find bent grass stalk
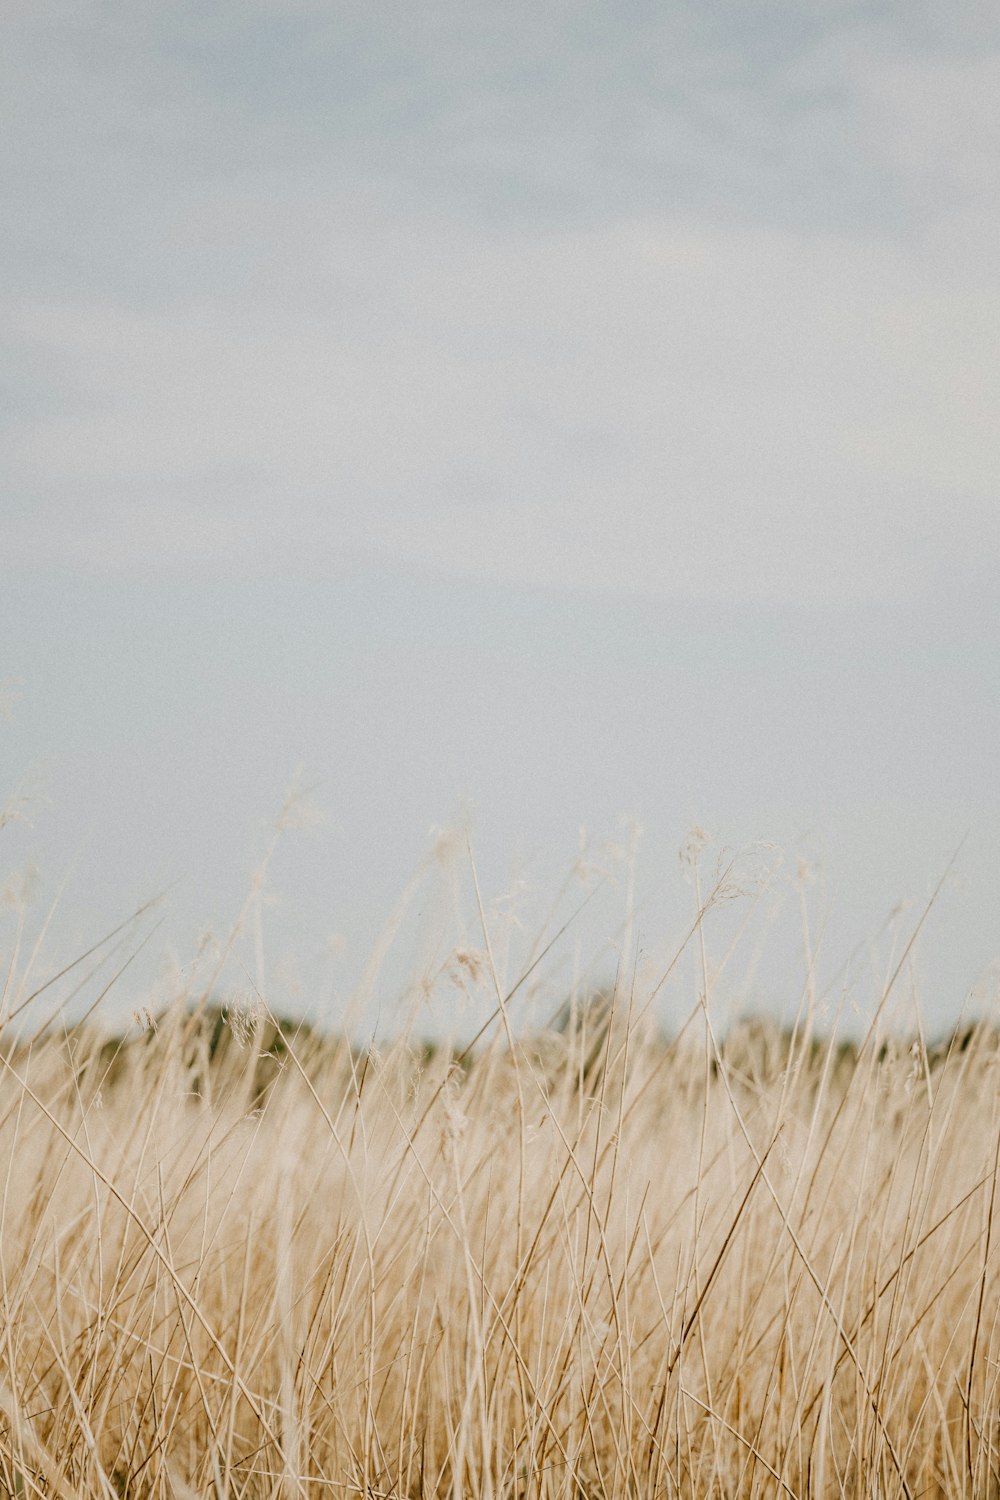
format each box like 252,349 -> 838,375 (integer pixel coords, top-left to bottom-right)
0,851 -> 997,1498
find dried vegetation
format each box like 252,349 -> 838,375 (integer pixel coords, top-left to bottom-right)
1,838 -> 998,1497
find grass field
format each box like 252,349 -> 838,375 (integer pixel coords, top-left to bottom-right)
1,862 -> 999,1499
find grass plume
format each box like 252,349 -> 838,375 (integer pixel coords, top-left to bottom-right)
0,840 -> 997,1497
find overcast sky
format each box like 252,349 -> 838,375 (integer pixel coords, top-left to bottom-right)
3,2 -> 999,1036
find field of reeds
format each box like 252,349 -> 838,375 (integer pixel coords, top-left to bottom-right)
1,851 -> 999,1500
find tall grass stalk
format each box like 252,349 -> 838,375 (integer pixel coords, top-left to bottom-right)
0,889 -> 998,1497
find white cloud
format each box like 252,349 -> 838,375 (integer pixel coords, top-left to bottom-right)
858,51 -> 1000,203
5,203 -> 999,606
3,10 -> 1000,608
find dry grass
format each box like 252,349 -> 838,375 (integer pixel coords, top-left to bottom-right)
1,875 -> 999,1498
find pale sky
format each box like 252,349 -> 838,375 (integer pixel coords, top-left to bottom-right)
3,2 -> 999,1035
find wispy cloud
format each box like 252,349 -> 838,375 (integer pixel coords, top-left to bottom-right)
4,4 -> 999,608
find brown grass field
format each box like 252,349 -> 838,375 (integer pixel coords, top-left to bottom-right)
1,859 -> 999,1499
